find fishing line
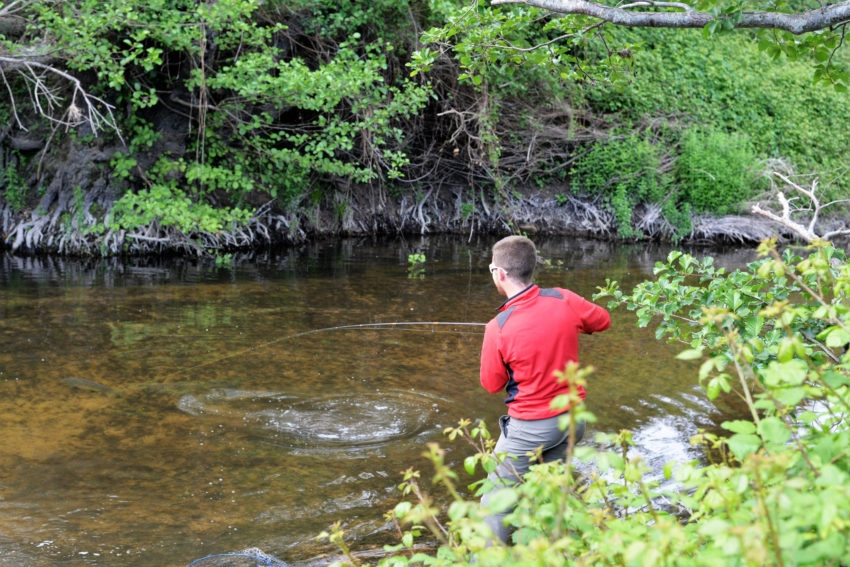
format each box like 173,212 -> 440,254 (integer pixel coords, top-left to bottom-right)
56,321 -> 485,393
173,321 -> 486,378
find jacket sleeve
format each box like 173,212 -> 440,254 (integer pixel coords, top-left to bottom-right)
479,320 -> 509,393
572,292 -> 611,334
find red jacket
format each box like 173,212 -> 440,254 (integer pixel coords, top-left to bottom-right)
480,284 -> 611,419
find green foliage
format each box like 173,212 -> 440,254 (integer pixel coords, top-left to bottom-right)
593,240 -> 850,560
107,184 -> 252,234
410,0 -> 635,186
283,0 -> 427,50
109,152 -> 139,181
584,28 -> 850,202
15,0 -> 850,246
31,0 -> 186,90
1,154 -> 30,212
27,0 -> 432,238
414,0 -> 632,94
460,201 -> 475,220
407,252 -> 426,279
213,252 -> 233,268
675,127 -> 757,214
204,41 -> 431,200
571,132 -> 670,238
597,241 -> 850,407
408,2 -> 850,228
752,19 -> 850,91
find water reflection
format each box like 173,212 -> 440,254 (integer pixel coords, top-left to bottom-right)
0,236 -> 755,566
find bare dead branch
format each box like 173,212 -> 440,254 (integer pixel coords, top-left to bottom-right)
491,0 -> 850,35
0,57 -> 123,143
0,0 -> 38,18
752,172 -> 850,243
752,192 -> 818,242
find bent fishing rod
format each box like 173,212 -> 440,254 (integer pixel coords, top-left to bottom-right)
177,320 -> 487,376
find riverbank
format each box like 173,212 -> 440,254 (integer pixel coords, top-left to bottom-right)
0,184 -> 790,257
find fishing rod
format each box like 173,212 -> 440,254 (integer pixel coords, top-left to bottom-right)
177,321 -> 487,376
61,321 -> 487,393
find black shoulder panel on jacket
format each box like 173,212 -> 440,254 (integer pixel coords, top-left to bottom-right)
497,306 -> 515,329
539,288 -> 563,299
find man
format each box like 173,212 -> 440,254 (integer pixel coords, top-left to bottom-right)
479,235 -> 611,543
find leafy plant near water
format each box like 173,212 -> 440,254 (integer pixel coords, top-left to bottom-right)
569,124 -> 759,239
107,185 -> 252,235
1,156 -> 29,212
675,127 -> 757,214
322,240 -> 850,565
570,131 -> 671,238
407,252 -> 426,279
26,0 -> 432,237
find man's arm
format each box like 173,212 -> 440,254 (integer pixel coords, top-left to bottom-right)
572,292 -> 611,334
480,322 -> 509,393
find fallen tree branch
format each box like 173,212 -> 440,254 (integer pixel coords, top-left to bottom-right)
752,172 -> 850,243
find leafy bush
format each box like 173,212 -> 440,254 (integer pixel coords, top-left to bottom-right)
584,28 -> 850,203
1,153 -> 29,212
107,184 -> 252,234
570,132 -> 670,238
27,0 -> 432,236
675,127 -> 757,214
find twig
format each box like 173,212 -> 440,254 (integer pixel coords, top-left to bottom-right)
0,57 -> 123,143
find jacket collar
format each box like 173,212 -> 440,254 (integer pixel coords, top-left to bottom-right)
497,283 -> 537,311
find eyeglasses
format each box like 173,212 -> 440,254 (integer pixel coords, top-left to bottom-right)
488,263 -> 506,275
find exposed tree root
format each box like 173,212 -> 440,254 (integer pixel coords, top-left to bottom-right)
1,181 -> 804,257
1,194 -> 304,256
689,215 -> 784,245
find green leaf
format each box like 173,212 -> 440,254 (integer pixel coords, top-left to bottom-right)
727,433 -> 762,460
464,455 -> 477,475
814,48 -> 830,62
823,327 -> 850,349
676,348 -> 703,360
777,337 -> 797,362
772,386 -> 807,407
722,420 -> 756,434
757,416 -> 790,445
698,517 -> 732,537
485,488 -> 518,514
394,501 -> 412,518
823,370 -> 850,388
762,359 -> 808,386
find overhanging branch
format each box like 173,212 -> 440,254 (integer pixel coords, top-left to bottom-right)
491,0 -> 850,34
0,57 -> 122,141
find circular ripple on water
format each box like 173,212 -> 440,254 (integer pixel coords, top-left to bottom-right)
178,388 -> 444,448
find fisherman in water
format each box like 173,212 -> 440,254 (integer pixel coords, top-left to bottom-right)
479,235 -> 611,544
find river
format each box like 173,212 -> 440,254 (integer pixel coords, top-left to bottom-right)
0,236 -> 757,566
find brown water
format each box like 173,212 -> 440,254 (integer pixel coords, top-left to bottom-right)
0,236 -> 755,566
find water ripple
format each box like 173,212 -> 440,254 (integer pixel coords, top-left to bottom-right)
177,388 -> 446,449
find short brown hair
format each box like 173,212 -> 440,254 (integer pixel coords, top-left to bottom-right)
492,235 -> 536,283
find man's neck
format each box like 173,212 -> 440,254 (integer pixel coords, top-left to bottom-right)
503,281 -> 533,300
